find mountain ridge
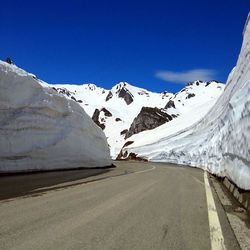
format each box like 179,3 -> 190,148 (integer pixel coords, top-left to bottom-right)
49,80 -> 224,158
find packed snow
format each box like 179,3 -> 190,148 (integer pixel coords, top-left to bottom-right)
123,14 -> 250,190
0,61 -> 112,172
50,81 -> 224,158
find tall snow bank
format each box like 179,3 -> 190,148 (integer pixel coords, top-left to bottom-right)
0,61 -> 112,172
124,14 -> 250,190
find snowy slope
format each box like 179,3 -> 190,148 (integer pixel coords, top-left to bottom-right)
0,61 -> 112,172
122,14 -> 250,190
50,82 -> 174,157
50,81 -> 223,158
121,80 -> 223,149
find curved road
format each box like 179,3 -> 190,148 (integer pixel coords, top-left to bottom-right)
0,161 -> 239,250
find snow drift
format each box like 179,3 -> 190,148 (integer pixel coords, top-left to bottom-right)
123,14 -> 250,190
0,61 -> 112,172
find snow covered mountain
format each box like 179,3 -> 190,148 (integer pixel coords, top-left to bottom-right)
121,14 -> 250,190
50,80 -> 224,159
0,61 -> 112,172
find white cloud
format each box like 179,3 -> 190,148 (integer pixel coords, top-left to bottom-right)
155,69 -> 217,84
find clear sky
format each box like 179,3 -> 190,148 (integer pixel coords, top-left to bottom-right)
1,0 -> 249,93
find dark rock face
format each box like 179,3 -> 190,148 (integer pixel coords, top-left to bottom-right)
116,118 -> 122,122
91,108 -> 112,130
105,83 -> 134,105
101,108 -> 112,117
186,93 -> 195,99
116,141 -> 134,160
122,141 -> 134,148
116,152 -> 147,161
92,109 -> 105,130
87,84 -> 96,91
118,87 -> 134,105
205,80 -> 219,87
105,91 -> 113,101
120,129 -> 128,135
165,100 -> 176,109
125,107 -> 173,139
116,140 -> 147,161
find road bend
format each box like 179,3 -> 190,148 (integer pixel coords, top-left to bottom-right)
0,161 -> 239,250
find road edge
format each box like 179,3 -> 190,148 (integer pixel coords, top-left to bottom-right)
204,171 -> 226,250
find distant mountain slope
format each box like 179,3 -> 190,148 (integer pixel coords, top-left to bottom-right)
50,81 -> 224,158
121,14 -> 250,190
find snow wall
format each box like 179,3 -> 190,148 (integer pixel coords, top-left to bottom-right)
124,14 -> 250,190
0,61 -> 112,172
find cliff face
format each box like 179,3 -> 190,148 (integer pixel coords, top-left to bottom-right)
122,13 -> 250,190
0,61 -> 112,172
125,107 -> 173,139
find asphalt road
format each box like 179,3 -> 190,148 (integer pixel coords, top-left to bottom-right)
0,161 -> 240,250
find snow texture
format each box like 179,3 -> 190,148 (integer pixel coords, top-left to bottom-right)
50,81 -> 224,159
0,61 -> 112,172
50,82 -> 177,158
123,14 -> 250,190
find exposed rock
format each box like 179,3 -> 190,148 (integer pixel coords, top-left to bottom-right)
122,141 -> 134,148
120,129 -> 128,135
101,108 -> 112,117
116,152 -> 147,161
186,93 -> 195,99
125,107 -> 173,139
88,84 -> 96,91
118,87 -> 134,105
116,141 -> 135,160
205,80 -> 219,87
165,99 -> 176,109
92,109 -> 105,130
138,90 -> 149,97
115,117 -> 122,122
105,91 -> 113,101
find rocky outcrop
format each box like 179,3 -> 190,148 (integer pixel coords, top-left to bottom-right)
120,129 -> 128,135
186,93 -> 195,99
106,82 -> 134,105
125,107 -> 173,139
118,87 -> 134,105
105,91 -> 113,101
165,100 -> 176,109
101,108 -> 112,117
92,108 -> 113,129
92,109 -> 105,130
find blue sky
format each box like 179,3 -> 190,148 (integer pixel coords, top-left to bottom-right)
1,1 -> 249,93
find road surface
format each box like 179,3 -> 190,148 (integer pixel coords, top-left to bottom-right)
0,161 -> 239,250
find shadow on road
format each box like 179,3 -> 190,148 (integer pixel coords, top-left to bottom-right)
0,167 -> 114,201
